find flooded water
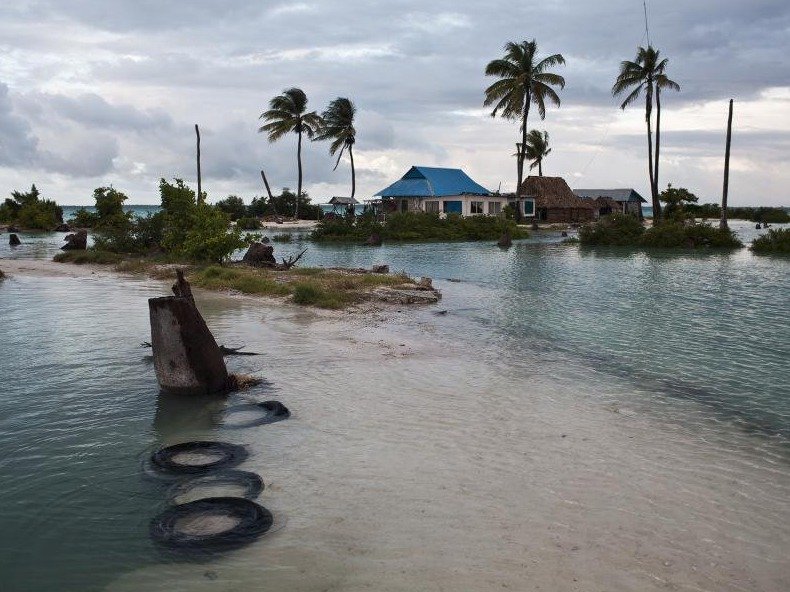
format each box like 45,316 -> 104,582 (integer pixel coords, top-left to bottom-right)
0,222 -> 789,591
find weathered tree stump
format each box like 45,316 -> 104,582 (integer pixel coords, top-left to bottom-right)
9,233 -> 21,246
242,242 -> 277,267
61,229 -> 87,250
372,264 -> 389,274
148,271 -> 229,395
497,230 -> 512,248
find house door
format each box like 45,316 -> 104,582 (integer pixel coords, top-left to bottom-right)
443,200 -> 462,214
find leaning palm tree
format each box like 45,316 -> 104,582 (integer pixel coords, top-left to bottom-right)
524,129 -> 551,176
484,40 -> 565,218
612,46 -> 678,222
259,88 -> 322,219
314,97 -> 357,198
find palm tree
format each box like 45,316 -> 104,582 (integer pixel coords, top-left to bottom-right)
314,97 -> 357,198
524,129 -> 551,176
612,46 -> 679,223
259,88 -> 322,219
484,40 -> 565,219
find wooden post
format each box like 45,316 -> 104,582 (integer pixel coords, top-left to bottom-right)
195,124 -> 202,204
720,99 -> 733,229
148,271 -> 229,395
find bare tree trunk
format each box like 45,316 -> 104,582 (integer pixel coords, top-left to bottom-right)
149,271 -> 229,395
721,99 -> 733,229
349,144 -> 356,199
296,128 -> 302,220
514,94 -> 530,223
538,160 -> 542,176
195,124 -> 202,204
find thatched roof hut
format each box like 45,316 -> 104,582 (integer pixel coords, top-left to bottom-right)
519,176 -> 595,223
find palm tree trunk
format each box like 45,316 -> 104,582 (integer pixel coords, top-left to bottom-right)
515,95 -> 530,223
538,160 -> 542,176
721,99 -> 733,229
296,128 -> 302,220
349,144 -> 356,199
654,87 -> 661,207
645,88 -> 660,223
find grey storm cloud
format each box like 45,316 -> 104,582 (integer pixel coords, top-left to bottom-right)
0,0 -> 788,203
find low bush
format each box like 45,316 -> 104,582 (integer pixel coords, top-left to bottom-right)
0,184 -> 63,230
54,250 -> 124,264
751,228 -> 790,254
236,216 -> 261,230
311,211 -> 526,243
579,214 -> 742,249
272,233 -> 293,242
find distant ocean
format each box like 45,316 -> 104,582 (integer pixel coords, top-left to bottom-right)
61,205 -> 161,220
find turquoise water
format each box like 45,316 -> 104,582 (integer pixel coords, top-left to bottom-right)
1,222 -> 789,590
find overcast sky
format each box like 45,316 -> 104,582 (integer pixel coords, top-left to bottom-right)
1,0 -> 788,206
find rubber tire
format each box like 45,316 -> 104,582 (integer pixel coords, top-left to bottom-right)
150,497 -> 273,550
168,470 -> 264,504
150,441 -> 248,475
222,400 -> 290,429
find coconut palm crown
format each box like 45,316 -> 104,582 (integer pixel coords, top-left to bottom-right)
483,40 -> 565,216
612,46 -> 679,222
314,97 -> 357,198
259,87 -> 322,219
525,129 -> 551,176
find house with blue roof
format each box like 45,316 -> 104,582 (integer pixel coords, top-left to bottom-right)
374,166 -> 506,217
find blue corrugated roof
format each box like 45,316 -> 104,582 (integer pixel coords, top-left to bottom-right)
375,166 -> 490,197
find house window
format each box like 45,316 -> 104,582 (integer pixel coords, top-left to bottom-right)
424,201 -> 440,213
523,198 -> 535,217
488,201 -> 502,215
471,201 -> 484,214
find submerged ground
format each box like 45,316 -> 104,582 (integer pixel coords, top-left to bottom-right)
0,220 -> 788,591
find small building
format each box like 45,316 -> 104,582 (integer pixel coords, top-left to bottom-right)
519,176 -> 596,223
572,188 -> 646,217
374,166 -> 506,216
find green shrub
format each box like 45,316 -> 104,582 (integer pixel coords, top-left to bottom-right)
53,250 -> 124,264
68,208 -> 99,228
291,281 -> 347,309
177,204 -> 250,264
0,184 -> 63,229
236,216 -> 261,230
272,233 -> 293,242
311,211 -> 526,243
751,228 -> 790,254
215,195 -> 247,221
579,213 -> 645,245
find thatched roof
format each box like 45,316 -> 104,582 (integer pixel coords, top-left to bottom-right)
327,196 -> 360,205
520,176 -> 594,209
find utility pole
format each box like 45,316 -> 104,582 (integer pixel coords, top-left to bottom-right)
195,124 -> 202,204
721,99 -> 733,229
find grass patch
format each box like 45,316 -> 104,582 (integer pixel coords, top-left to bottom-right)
53,250 -> 124,264
751,228 -> 790,254
191,266 -> 292,297
272,233 -> 293,243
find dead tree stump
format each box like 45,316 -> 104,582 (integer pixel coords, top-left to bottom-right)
61,229 -> 87,250
9,233 -> 21,246
497,230 -> 512,248
148,271 -> 229,395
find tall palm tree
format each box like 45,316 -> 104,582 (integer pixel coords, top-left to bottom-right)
524,129 -> 551,176
612,46 -> 678,223
259,88 -> 322,219
484,40 -> 565,219
314,97 -> 357,198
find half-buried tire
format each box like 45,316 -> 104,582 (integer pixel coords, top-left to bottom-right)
168,470 -> 264,505
222,401 -> 290,429
150,497 -> 273,550
151,441 -> 248,475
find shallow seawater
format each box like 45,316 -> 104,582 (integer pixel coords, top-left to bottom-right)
1,222 -> 789,591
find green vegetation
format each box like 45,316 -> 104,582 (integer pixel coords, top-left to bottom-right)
191,265 -> 410,309
751,229 -> 790,254
272,233 -> 293,242
484,39 -> 565,222
0,184 -> 63,230
524,129 -> 551,176
659,184 -> 698,220
314,97 -> 357,198
54,250 -> 124,264
259,88 -> 323,219
248,188 -> 321,220
684,203 -> 789,223
235,216 -> 261,230
311,211 -> 527,243
612,46 -> 680,223
579,213 -> 742,249
215,195 -> 247,221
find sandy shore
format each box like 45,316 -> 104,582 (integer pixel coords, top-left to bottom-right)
257,219 -> 318,230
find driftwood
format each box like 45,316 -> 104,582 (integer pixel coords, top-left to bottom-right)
142,340 -> 260,357
148,270 -> 229,395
